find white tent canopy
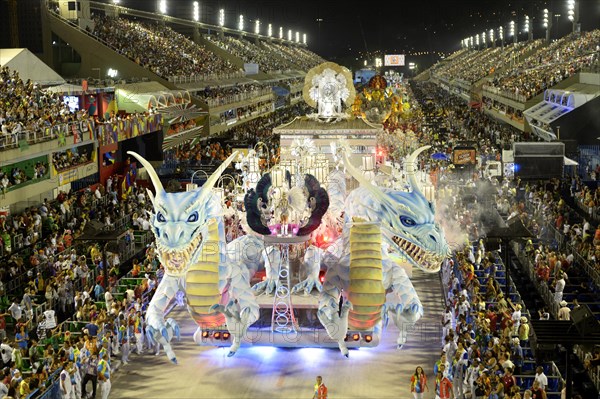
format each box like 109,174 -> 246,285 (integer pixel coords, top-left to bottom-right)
0,48 -> 65,86
564,156 -> 578,166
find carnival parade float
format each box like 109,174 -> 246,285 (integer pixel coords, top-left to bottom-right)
128,62 -> 449,362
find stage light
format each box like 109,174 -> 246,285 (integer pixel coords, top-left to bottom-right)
352,333 -> 360,341
543,9 -> 549,28
364,335 -> 373,343
509,21 -> 515,37
303,33 -> 306,45
288,29 -> 292,41
202,331 -> 209,338
524,15 -> 529,33
158,0 -> 166,14
567,0 -> 575,22
239,15 -> 244,31
192,1 -> 199,22
213,332 -> 221,339
279,26 -> 283,39
255,19 -> 260,35
268,23 -> 272,37
295,31 -> 300,43
489,29 -> 494,43
222,332 -> 230,340
218,9 -> 224,27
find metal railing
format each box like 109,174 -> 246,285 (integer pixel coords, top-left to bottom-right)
482,85 -> 528,103
511,242 -> 560,318
0,120 -> 95,151
168,70 -> 245,84
204,88 -> 274,108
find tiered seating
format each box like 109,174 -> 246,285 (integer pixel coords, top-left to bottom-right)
91,15 -> 239,79
205,35 -> 291,72
262,42 -> 325,70
484,30 -> 600,100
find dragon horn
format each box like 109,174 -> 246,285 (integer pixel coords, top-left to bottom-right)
127,151 -> 164,193
201,150 -> 240,193
342,151 -> 395,210
405,146 -> 431,196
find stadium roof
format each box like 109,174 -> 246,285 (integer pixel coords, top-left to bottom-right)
0,48 -> 65,86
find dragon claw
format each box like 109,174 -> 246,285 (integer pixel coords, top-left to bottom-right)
252,278 -> 278,295
292,277 -> 323,295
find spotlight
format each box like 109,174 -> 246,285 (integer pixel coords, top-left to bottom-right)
352,333 -> 360,341
213,332 -> 221,339
364,335 -> 373,343
202,331 -> 209,338
222,332 -> 230,340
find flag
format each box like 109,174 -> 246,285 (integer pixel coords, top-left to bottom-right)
18,137 -> 29,151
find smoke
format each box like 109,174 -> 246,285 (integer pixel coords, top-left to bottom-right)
435,177 -> 500,252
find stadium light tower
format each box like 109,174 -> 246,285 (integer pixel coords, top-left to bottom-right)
482,31 -> 486,48
470,36 -> 474,48
509,20 -> 516,44
158,0 -> 167,14
255,19 -> 260,35
475,33 -> 480,47
279,26 -> 283,40
524,15 -> 532,41
268,23 -> 272,37
499,26 -> 504,47
192,1 -> 199,22
303,33 -> 307,45
239,15 -> 244,31
489,28 -> 495,47
218,9 -> 225,27
295,31 -> 300,43
567,0 -> 578,33
288,29 -> 292,42
543,8 -> 552,43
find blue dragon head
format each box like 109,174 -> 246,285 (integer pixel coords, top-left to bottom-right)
127,151 -> 237,276
343,146 -> 449,272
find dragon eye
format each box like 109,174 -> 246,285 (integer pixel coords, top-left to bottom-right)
157,212 -> 166,223
400,216 -> 416,227
187,212 -> 198,223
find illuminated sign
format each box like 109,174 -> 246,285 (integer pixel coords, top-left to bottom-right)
453,148 -> 477,165
384,54 -> 405,66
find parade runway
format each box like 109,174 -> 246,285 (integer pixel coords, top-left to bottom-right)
110,270 -> 444,399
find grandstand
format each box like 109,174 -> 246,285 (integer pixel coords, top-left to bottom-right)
2,1 -> 600,399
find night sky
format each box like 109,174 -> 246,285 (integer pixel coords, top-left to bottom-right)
118,0 -> 600,68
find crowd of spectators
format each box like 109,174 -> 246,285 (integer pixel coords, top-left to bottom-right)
0,67 -> 91,150
90,15 -> 240,79
52,149 -> 91,172
205,36 -> 291,73
0,161 -> 49,193
195,83 -> 272,108
167,103 -> 309,168
484,30 -> 600,100
210,100 -> 275,127
0,170 -> 162,397
261,42 -> 324,70
433,40 -> 544,84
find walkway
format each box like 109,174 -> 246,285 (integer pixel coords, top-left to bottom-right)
110,269 -> 444,398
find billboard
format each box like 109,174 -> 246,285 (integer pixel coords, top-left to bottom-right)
453,147 -> 477,165
384,54 -> 405,66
